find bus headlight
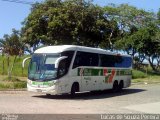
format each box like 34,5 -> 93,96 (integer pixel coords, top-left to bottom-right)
27,79 -> 32,85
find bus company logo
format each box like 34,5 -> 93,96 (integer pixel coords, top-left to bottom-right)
79,68 -> 92,76
83,69 -> 92,76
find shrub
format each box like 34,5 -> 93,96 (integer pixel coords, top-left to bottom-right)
132,69 -> 147,79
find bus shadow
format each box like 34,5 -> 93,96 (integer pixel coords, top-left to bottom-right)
32,88 -> 146,100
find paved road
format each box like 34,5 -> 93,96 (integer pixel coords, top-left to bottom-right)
0,84 -> 160,119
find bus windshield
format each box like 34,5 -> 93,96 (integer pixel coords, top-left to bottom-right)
28,53 -> 60,81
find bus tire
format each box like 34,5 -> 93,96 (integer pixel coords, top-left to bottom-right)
118,80 -> 124,91
71,82 -> 79,97
112,81 -> 118,92
46,94 -> 51,97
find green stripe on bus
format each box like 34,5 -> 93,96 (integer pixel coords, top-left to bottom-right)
78,68 -> 131,76
32,81 -> 53,86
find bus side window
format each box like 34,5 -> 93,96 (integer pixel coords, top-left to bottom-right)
73,53 -> 81,69
100,54 -> 132,68
73,51 -> 99,69
61,51 -> 74,69
115,56 -> 132,68
100,54 -> 115,67
89,53 -> 99,66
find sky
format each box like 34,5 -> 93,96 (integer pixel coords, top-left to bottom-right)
0,0 -> 160,39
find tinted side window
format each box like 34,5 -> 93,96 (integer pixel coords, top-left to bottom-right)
100,54 -> 115,67
73,51 -> 99,68
57,51 -> 74,78
100,54 -> 132,68
115,56 -> 132,68
57,59 -> 68,78
61,51 -> 74,69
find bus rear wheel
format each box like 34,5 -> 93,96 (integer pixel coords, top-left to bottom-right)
118,80 -> 124,91
112,81 -> 118,92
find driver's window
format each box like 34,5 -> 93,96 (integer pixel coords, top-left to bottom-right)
58,59 -> 68,77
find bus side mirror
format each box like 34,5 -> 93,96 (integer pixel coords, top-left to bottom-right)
55,56 -> 68,68
22,57 -> 31,68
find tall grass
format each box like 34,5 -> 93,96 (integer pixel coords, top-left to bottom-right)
0,55 -> 30,77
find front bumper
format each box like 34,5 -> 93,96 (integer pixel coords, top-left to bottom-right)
27,83 -> 59,95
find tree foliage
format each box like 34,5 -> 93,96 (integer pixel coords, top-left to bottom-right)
22,0 -> 118,48
103,4 -> 160,71
0,29 -> 24,56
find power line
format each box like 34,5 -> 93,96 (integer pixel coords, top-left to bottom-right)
1,0 -> 34,5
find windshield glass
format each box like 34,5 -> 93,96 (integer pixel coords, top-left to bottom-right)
28,53 -> 60,81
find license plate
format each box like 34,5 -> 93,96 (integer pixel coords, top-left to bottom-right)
36,89 -> 42,92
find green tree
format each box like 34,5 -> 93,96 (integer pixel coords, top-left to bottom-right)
157,8 -> 160,21
0,29 -> 25,79
104,4 -> 156,50
22,0 -> 115,48
0,29 -> 24,56
103,4 -> 160,71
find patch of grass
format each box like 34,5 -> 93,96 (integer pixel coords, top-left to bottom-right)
0,83 -> 10,89
0,76 -> 27,90
132,75 -> 160,84
13,81 -> 26,88
132,79 -> 142,83
2,76 -> 21,82
132,69 -> 147,79
132,69 -> 160,84
0,82 -> 27,90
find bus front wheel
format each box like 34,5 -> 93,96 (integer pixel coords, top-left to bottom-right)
71,82 -> 79,97
46,94 -> 51,97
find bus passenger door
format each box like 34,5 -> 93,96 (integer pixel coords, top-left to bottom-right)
79,68 -> 94,91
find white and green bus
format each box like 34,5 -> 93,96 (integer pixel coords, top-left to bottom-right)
23,45 -> 132,96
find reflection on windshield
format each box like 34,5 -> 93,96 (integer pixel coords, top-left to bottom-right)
28,54 -> 60,81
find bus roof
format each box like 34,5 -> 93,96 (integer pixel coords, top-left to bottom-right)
34,45 -> 131,57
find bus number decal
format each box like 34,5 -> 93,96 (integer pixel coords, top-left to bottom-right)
103,69 -> 108,76
104,69 -> 116,83
108,69 -> 116,83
